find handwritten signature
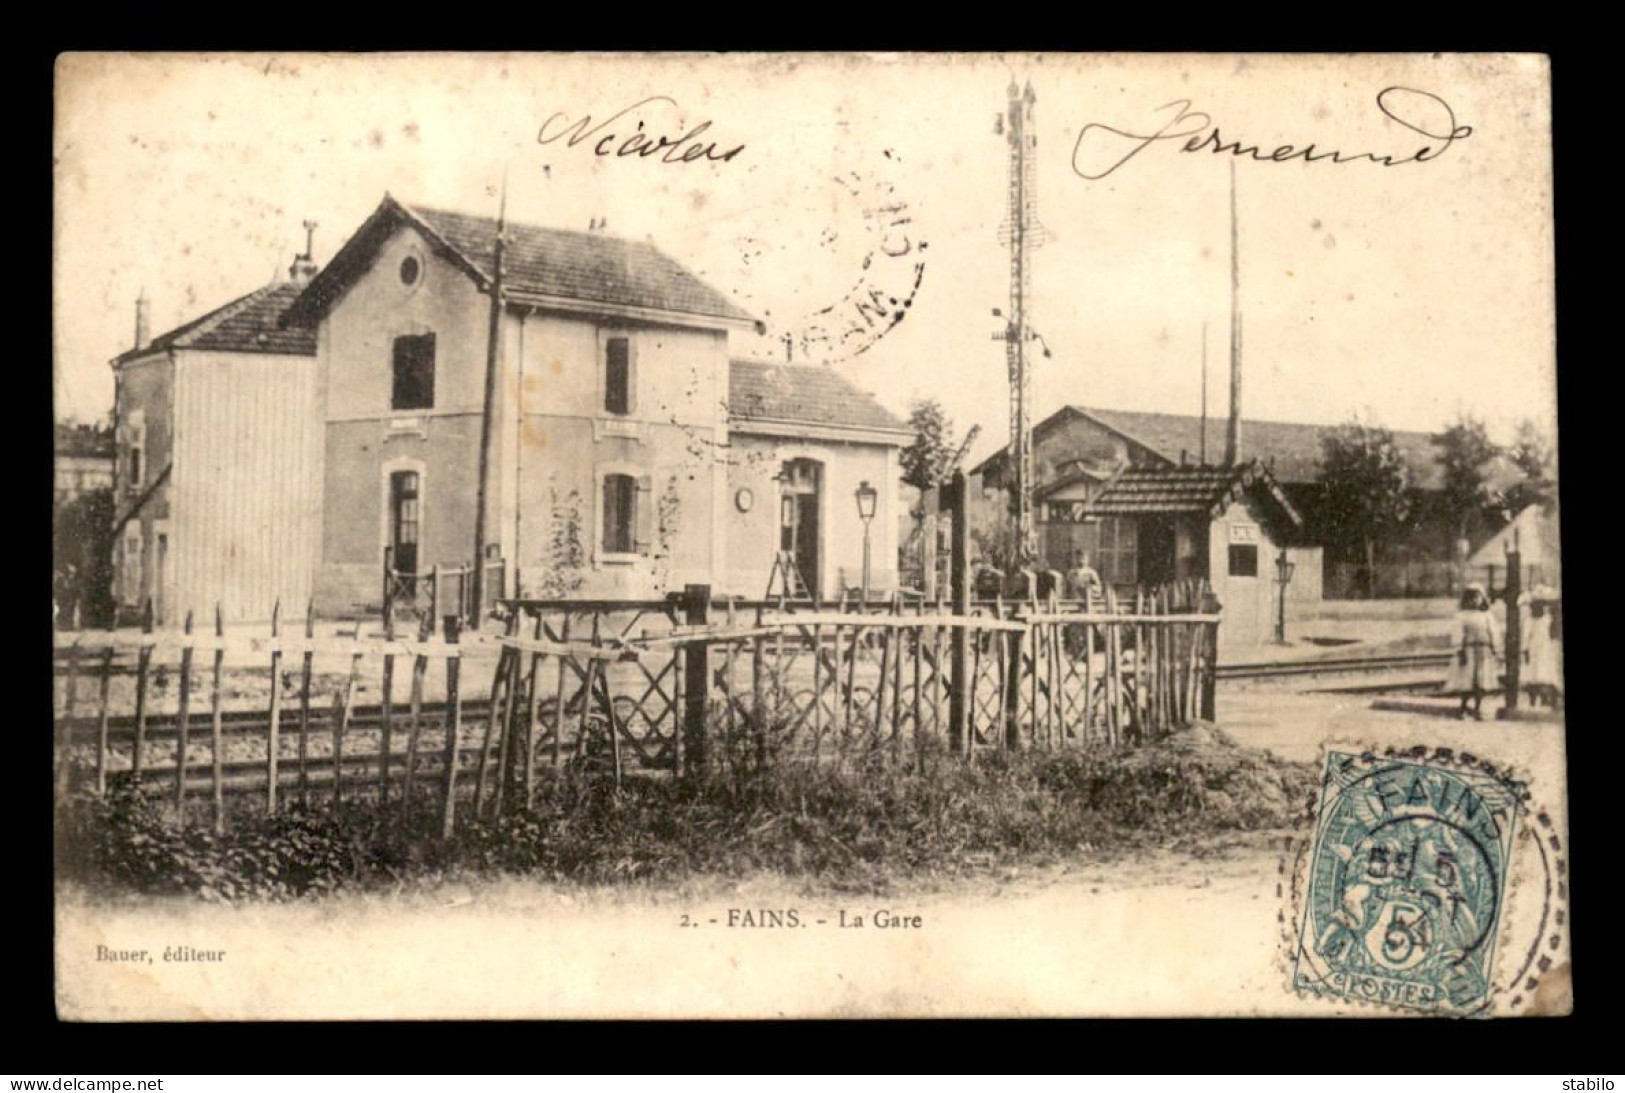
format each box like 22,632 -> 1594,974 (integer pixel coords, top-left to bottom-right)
1071,87 -> 1472,180
537,96 -> 745,165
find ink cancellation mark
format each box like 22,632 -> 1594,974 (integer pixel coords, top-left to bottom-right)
773,167 -> 927,366
1291,749 -> 1522,1016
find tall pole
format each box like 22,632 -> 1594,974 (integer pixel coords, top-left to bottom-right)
1001,80 -> 1041,569
472,171 -> 508,622
860,519 -> 873,608
1199,321 -> 1208,465
1224,159 -> 1243,467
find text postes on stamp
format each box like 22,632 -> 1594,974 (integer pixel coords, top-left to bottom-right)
1292,750 -> 1522,1016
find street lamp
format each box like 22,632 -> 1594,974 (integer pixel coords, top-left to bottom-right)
1274,548 -> 1297,645
856,480 -> 878,609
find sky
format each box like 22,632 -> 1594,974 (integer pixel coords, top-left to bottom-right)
54,53 -> 1555,465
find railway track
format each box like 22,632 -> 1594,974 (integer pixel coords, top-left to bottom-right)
1216,651 -> 1451,682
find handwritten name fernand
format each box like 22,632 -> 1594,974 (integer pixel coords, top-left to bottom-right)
1071,87 -> 1473,180
538,96 -> 745,165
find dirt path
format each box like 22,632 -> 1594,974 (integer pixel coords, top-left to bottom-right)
55,689 -> 1569,1020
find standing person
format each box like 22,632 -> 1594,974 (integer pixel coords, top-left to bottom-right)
1522,586 -> 1562,708
1442,584 -> 1499,720
1067,549 -> 1103,607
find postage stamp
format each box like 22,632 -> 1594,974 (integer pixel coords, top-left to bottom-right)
1291,749 -> 1525,1016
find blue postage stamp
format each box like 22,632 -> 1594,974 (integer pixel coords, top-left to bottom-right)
1292,750 -> 1523,1015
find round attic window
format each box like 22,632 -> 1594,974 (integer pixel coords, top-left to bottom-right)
399,255 -> 421,286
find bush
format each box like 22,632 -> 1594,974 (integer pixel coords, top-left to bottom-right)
59,725 -> 1315,903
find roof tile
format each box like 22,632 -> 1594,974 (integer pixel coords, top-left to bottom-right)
410,204 -> 757,326
728,360 -> 906,434
113,283 -> 316,363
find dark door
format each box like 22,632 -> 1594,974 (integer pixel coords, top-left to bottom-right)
390,470 -> 420,575
779,459 -> 821,596
1140,516 -> 1178,588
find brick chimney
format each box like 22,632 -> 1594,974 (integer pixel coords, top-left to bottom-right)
134,289 -> 151,350
287,219 -> 319,284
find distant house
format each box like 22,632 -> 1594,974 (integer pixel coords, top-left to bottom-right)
54,423 -> 115,504
1466,501 -> 1562,596
969,405 -> 1522,600
112,194 -> 907,623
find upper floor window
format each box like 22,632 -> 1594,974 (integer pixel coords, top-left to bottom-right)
392,333 -> 436,411
128,445 -> 143,490
604,336 -> 631,416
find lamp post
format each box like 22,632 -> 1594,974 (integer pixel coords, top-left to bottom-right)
1274,548 -> 1296,645
856,480 -> 878,609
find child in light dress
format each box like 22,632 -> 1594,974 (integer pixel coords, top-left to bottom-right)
1442,584 -> 1499,720
1522,587 -> 1563,708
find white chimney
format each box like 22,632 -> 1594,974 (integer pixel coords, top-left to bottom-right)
134,289 -> 151,350
287,219 -> 319,285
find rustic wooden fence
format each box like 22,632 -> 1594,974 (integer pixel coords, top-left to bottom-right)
53,580 -> 1220,834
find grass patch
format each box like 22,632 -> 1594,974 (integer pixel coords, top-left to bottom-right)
57,723 -> 1315,903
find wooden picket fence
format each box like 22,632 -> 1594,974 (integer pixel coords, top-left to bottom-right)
53,581 -> 1220,835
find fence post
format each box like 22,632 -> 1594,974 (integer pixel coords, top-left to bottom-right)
946,472 -> 970,756
1504,545 -> 1522,712
1200,621 -> 1218,722
439,617 -> 463,839
1003,594 -> 1023,752
681,584 -> 711,775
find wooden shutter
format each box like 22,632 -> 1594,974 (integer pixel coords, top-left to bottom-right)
634,474 -> 654,554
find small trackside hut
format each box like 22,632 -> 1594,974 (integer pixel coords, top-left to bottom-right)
1080,461 -> 1306,654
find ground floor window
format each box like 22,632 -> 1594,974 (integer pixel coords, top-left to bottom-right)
602,473 -> 637,555
121,526 -> 143,606
1097,517 -> 1137,587
1228,543 -> 1259,577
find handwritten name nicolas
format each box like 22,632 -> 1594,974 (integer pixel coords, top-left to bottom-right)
538,96 -> 745,165
1071,87 -> 1473,180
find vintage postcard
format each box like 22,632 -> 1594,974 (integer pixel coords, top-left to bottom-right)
52,51 -> 1565,1019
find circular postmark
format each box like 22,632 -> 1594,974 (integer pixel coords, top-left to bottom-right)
734,156 -> 927,366
1279,743 -> 1566,1017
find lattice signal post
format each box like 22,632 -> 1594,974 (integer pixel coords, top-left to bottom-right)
993,80 -> 1049,568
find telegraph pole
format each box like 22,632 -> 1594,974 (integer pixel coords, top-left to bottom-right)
472,172 -> 509,622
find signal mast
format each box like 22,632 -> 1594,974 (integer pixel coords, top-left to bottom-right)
994,80 -> 1049,570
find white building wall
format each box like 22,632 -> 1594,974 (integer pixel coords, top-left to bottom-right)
171,351 -> 319,622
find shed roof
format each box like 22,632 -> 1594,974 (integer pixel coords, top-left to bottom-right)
1083,462 -> 1302,527
728,359 -> 908,436
970,405 -> 1517,491
112,283 -> 316,365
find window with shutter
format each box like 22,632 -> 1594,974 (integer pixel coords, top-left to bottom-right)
604,337 -> 631,415
392,333 -> 436,411
602,473 -> 636,554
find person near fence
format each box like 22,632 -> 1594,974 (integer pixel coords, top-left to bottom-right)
1442,584 -> 1499,720
1066,550 -> 1103,607
1521,587 -> 1563,708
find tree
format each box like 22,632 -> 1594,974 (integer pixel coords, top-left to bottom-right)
1318,420 -> 1414,598
900,399 -> 963,492
1504,417 -> 1557,514
52,486 -> 116,628
1432,413 -> 1503,546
